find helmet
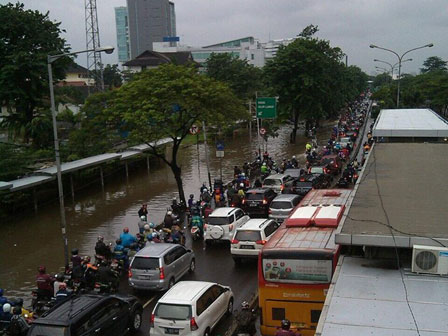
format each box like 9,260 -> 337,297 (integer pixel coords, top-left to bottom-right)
152,232 -> 158,238
56,273 -> 65,282
13,306 -> 21,315
192,201 -> 197,206
281,319 -> 291,330
116,239 -> 122,245
292,155 -> 296,159
123,227 -> 129,233
38,266 -> 46,273
167,211 -> 172,216
97,236 -> 104,242
71,248 -> 78,255
147,234 -> 153,241
140,216 -> 146,221
241,301 -> 249,310
59,282 -> 67,290
3,303 -> 11,313
83,256 -> 91,263
149,222 -> 155,228
189,194 -> 194,199
241,173 -> 245,177
144,224 -> 150,230
240,183 -> 244,188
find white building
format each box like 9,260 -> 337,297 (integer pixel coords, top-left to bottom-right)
262,37 -> 296,60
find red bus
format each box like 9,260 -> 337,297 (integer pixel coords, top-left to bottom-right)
258,189 -> 351,336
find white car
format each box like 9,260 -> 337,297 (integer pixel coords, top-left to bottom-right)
150,281 -> 234,336
230,218 -> 280,263
262,174 -> 294,193
204,207 -> 250,245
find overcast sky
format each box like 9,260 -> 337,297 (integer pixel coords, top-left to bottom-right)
3,0 -> 447,75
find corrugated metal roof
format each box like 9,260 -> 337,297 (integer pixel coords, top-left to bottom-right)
373,108 -> 448,137
0,182 -> 12,191
317,256 -> 448,336
9,175 -> 55,192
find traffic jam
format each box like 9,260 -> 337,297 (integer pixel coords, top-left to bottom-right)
0,96 -> 371,336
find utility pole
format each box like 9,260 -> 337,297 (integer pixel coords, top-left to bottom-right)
202,121 -> 212,190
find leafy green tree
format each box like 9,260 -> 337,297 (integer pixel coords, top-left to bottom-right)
205,53 -> 264,100
264,25 -> 349,142
420,56 -> 447,73
0,2 -> 70,144
0,143 -> 30,181
109,64 -> 246,202
372,73 -> 392,90
92,64 -> 123,88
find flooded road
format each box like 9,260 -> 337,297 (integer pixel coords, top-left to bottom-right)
0,124 -> 334,301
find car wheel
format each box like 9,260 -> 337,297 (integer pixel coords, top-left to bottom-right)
204,328 -> 211,336
189,259 -> 196,273
129,308 -> 142,332
226,298 -> 234,316
168,277 -> 175,289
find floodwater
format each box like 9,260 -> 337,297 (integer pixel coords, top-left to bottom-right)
0,124 -> 333,299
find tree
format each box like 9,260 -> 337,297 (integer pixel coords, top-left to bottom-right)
0,3 -> 70,144
264,25 -> 349,143
372,73 -> 392,90
420,56 -> 447,73
205,53 -> 263,100
91,64 -> 123,88
108,64 -> 246,203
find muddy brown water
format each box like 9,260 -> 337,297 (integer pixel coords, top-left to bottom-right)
0,124 -> 334,299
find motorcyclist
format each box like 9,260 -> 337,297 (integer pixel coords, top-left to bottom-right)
188,194 -> 195,210
53,273 -> 65,297
82,256 -> 97,289
235,301 -> 256,335
120,227 -> 137,248
234,166 -> 242,177
0,303 -> 12,328
113,239 -> 128,264
170,226 -> 183,244
8,306 -> 29,336
0,289 -> 10,306
261,163 -> 269,175
200,183 -> 208,195
142,224 -> 153,240
200,188 -> 211,203
190,214 -> 204,237
137,203 -> 148,220
152,232 -> 161,243
291,156 -> 298,168
97,260 -> 118,290
36,266 -> 53,299
164,211 -> 175,229
95,236 -> 111,260
276,319 -> 301,336
243,162 -> 250,176
190,201 -> 201,216
55,283 -> 71,304
137,215 -> 147,234
71,248 -> 83,281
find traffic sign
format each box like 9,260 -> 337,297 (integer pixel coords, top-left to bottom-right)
259,127 -> 266,135
190,124 -> 199,135
256,97 -> 277,119
216,150 -> 224,158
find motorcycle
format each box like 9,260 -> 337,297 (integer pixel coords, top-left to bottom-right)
31,290 -> 56,316
190,216 -> 204,241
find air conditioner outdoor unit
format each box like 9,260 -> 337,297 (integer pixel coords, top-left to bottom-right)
412,245 -> 448,275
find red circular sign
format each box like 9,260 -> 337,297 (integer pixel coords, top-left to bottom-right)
190,125 -> 199,135
260,128 -> 266,135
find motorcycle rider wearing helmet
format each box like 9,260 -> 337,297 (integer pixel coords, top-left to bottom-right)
138,203 -> 148,220
97,260 -> 118,290
238,183 -> 245,198
276,319 -> 301,336
8,305 -> 29,336
188,194 -> 195,210
120,227 -> 136,248
36,266 -> 54,300
0,303 -> 12,327
71,248 -> 83,281
291,155 -> 298,168
53,273 -> 65,297
95,236 -> 111,260
55,283 -> 71,304
235,301 -> 256,335
0,289 -> 10,306
138,215 -> 147,234
163,211 -> 175,230
142,224 -> 152,240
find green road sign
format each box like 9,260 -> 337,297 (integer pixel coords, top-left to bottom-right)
256,97 -> 277,119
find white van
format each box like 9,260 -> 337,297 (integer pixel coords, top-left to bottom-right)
150,281 -> 234,336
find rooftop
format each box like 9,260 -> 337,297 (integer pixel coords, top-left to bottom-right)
209,207 -> 237,217
239,218 -> 269,230
160,281 -> 213,303
337,142 -> 448,247
317,256 -> 448,336
373,108 -> 448,138
136,243 -> 174,257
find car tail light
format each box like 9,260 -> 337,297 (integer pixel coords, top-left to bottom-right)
280,184 -> 284,191
242,199 -> 246,204
256,240 -> 267,245
231,203 -> 235,207
231,239 -> 239,244
159,267 -> 165,280
334,164 -> 338,168
128,268 -> 132,278
262,199 -> 268,205
229,224 -> 234,231
204,224 -> 207,230
150,313 -> 155,327
190,317 -> 199,331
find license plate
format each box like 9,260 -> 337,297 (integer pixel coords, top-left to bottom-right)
250,202 -> 257,207
165,328 -> 179,335
94,287 -> 100,293
139,275 -> 151,280
240,245 -> 254,249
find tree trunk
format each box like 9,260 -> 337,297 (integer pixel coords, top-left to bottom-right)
290,107 -> 299,144
171,164 -> 186,205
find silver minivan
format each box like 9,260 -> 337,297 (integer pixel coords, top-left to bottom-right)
269,194 -> 301,222
128,243 -> 195,291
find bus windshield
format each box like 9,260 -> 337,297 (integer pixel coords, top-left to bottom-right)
262,258 -> 332,284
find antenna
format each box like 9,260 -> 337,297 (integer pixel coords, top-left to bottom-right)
85,0 -> 104,92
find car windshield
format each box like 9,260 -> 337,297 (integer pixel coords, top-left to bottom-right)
340,137 -> 351,143
296,182 -> 313,188
270,201 -> 293,209
263,179 -> 281,186
208,216 -> 231,225
235,230 -> 261,241
284,170 -> 301,178
28,325 -> 68,336
246,192 -> 264,200
310,167 -> 324,174
131,257 -> 159,270
155,303 -> 192,320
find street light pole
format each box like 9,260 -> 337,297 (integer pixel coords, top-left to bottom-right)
370,43 -> 433,107
47,46 -> 114,268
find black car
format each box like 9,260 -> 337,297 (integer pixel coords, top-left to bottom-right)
283,174 -> 328,196
242,188 -> 277,217
27,294 -> 143,336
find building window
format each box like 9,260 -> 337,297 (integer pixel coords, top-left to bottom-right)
251,54 -> 255,60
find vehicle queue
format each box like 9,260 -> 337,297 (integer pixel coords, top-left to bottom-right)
0,97 -> 370,336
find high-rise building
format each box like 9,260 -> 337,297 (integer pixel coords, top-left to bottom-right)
127,0 -> 176,59
114,7 -> 130,63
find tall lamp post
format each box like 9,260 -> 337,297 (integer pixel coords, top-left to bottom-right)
375,66 -> 390,74
370,43 -> 434,107
374,58 -> 413,78
48,46 -> 114,267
